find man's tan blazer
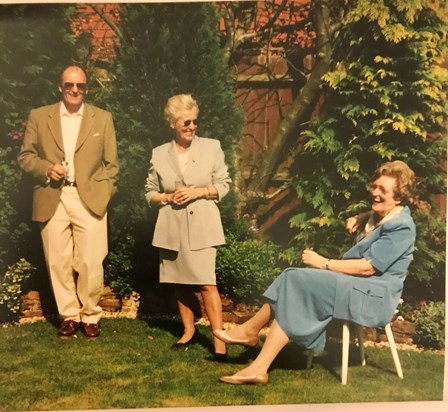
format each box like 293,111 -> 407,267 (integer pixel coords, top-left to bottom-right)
145,137 -> 230,251
18,102 -> 119,222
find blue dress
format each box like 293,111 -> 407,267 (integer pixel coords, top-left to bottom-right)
262,206 -> 416,351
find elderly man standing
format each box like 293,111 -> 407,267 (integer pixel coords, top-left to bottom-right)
18,65 -> 119,339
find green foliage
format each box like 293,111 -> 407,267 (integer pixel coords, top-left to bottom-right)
104,244 -> 134,298
0,147 -> 30,275
394,298 -> 415,321
405,207 -> 446,300
0,4 -> 85,141
287,0 -> 446,295
216,234 -> 282,304
92,3 -> 243,293
413,301 -> 445,349
0,258 -> 35,319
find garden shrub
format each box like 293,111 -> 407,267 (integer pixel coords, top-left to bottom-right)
216,234 -> 282,305
104,249 -> 134,298
393,298 -> 414,322
405,208 -> 446,301
413,301 -> 445,350
0,258 -> 35,321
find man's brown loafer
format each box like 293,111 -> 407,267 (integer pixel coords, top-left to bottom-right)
58,320 -> 79,339
81,322 -> 100,338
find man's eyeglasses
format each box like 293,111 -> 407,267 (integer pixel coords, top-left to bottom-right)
183,119 -> 198,127
62,82 -> 87,92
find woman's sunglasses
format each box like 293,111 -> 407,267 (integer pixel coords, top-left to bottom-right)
182,119 -> 198,127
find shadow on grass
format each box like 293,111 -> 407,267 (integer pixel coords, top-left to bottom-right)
234,338 -> 401,382
44,315 -> 61,330
272,339 -> 405,380
143,317 -> 216,354
205,344 -> 263,364
141,317 -> 409,382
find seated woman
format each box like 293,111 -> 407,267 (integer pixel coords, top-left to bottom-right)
214,160 -> 416,385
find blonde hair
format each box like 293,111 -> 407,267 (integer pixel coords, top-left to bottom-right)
164,94 -> 199,125
373,160 -> 416,204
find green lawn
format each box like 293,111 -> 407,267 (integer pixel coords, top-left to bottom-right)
0,317 -> 444,410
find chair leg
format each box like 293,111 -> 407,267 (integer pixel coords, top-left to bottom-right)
305,349 -> 314,369
385,323 -> 404,379
355,324 -> 366,366
341,321 -> 350,385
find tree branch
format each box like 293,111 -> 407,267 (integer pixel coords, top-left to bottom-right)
221,3 -> 236,65
222,1 -> 312,65
242,182 -> 293,212
90,3 -> 125,44
258,0 -> 289,33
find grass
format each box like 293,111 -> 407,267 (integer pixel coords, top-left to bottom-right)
0,317 -> 444,410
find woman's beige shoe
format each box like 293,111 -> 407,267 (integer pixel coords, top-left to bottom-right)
219,373 -> 268,385
213,329 -> 258,347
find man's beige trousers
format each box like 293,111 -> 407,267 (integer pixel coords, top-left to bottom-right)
40,186 -> 107,323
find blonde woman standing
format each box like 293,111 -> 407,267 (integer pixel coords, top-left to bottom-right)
145,94 -> 230,359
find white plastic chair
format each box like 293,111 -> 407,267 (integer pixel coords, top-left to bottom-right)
306,321 -> 403,385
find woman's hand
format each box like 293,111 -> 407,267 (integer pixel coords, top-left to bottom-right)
302,248 -> 376,276
345,216 -> 359,234
346,212 -> 372,234
171,186 -> 207,206
302,249 -> 327,269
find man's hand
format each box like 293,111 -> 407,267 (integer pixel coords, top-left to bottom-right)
46,164 -> 69,182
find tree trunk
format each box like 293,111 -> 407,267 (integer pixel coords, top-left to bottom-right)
241,0 -> 333,214
246,1 -> 332,198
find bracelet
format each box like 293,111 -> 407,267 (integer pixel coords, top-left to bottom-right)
325,259 -> 331,270
206,187 -> 211,200
160,193 -> 168,206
